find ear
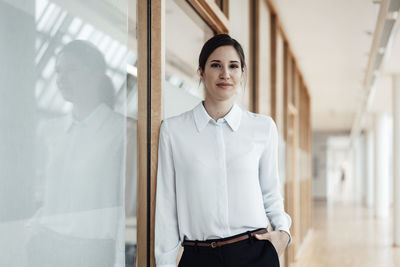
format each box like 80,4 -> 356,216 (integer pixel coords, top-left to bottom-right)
198,68 -> 204,80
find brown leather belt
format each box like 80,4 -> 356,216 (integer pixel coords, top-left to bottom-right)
182,228 -> 268,248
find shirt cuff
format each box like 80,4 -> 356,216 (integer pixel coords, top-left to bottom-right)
276,228 -> 292,246
157,265 -> 176,267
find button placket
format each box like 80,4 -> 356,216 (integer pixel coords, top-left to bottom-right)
216,123 -> 229,231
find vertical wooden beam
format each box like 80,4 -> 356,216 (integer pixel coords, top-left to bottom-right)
250,0 -> 257,113
222,0 -> 230,19
137,0 -> 164,266
246,0 -> 254,112
270,13 -> 277,122
293,66 -> 300,259
283,41 -> 288,142
253,0 -> 260,113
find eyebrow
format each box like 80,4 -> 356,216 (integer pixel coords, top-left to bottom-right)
210,59 -> 240,63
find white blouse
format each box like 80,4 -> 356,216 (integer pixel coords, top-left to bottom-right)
155,101 -> 292,267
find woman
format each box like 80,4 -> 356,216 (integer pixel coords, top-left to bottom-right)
155,34 -> 291,267
27,40 -> 125,267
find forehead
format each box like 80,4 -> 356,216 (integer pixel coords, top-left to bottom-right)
207,45 -> 241,62
56,52 -> 83,69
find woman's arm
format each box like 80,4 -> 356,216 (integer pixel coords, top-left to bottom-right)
258,117 -> 292,245
155,121 -> 181,267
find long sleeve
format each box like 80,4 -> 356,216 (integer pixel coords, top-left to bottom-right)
155,121 -> 181,267
259,117 -> 292,244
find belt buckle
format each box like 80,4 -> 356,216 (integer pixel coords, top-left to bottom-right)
210,241 -> 217,248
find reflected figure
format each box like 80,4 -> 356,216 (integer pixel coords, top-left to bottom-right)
27,40 -> 125,267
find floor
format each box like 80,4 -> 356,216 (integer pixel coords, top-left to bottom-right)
292,196 -> 400,266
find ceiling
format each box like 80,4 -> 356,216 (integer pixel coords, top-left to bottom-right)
271,0 -> 380,132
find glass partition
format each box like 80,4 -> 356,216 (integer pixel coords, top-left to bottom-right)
0,0 -> 137,266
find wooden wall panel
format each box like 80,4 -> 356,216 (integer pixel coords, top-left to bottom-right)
283,40 -> 289,142
270,13 -> 277,122
275,31 -> 284,136
254,0 -> 271,115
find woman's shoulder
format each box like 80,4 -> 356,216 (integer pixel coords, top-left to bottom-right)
243,110 -> 276,128
160,109 -> 194,132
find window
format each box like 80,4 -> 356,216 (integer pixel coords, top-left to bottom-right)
0,1 -> 136,266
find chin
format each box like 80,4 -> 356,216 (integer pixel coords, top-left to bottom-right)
206,87 -> 237,102
214,94 -> 236,102
217,90 -> 236,100
60,91 -> 74,103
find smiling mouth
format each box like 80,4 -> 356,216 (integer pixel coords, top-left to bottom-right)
217,83 -> 233,88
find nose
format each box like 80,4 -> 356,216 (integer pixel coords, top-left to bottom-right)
219,66 -> 230,79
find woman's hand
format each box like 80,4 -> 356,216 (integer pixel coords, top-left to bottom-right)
254,230 -> 290,257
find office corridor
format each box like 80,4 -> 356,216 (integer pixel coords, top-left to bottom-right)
2,1 -> 400,266
293,199 -> 400,267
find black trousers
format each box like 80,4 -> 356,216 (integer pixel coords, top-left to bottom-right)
178,229 -> 280,267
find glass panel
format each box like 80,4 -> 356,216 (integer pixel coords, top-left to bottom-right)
125,1 -> 138,266
164,0 -> 213,119
0,0 -> 137,266
277,31 -> 286,185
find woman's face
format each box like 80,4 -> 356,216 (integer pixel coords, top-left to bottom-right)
55,52 -> 98,103
200,45 -> 243,102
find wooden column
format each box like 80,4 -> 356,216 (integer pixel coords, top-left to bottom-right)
137,0 -> 164,266
270,12 -> 277,121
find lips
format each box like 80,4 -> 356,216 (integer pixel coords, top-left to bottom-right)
217,82 -> 233,88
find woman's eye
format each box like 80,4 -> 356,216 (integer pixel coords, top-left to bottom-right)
230,64 -> 239,69
211,63 -> 221,68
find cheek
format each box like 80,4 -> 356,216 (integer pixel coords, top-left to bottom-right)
203,72 -> 217,86
232,71 -> 242,83
73,72 -> 88,83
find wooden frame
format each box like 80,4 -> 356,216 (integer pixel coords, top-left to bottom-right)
222,0 -> 229,19
265,1 -> 312,266
137,0 -> 164,267
250,0 -> 257,112
283,40 -> 289,141
270,12 -> 278,122
213,0 -> 230,18
187,0 -> 230,33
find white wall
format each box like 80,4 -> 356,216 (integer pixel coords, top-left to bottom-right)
313,133 -> 351,201
312,133 -> 328,200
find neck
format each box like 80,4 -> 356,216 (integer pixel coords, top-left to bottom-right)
203,97 -> 235,122
72,99 -> 103,120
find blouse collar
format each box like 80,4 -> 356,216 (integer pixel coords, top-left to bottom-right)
193,101 -> 242,132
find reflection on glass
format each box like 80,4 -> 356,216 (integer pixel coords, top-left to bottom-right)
0,0 -> 137,266
27,40 -> 125,267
